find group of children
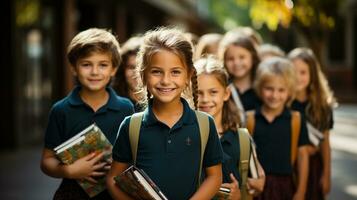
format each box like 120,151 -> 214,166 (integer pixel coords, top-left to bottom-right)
40,25 -> 336,200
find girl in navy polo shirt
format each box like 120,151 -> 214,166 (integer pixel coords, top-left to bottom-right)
196,56 -> 265,200
218,30 -> 261,113
107,27 -> 223,200
40,28 -> 134,200
250,57 -> 310,200
289,48 -> 336,200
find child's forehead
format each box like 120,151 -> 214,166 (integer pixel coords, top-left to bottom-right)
149,50 -> 187,68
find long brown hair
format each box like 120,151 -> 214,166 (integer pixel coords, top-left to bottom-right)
136,27 -> 198,109
195,56 -> 242,132
218,31 -> 260,82
288,47 -> 336,131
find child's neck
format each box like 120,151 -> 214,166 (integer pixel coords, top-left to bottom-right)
79,89 -> 109,112
261,104 -> 285,123
233,75 -> 252,93
152,99 -> 183,128
213,112 -> 224,136
296,89 -> 308,102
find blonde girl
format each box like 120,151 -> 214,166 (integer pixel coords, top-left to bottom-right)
251,57 -> 310,200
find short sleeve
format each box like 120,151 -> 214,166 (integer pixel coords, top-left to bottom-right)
298,115 -> 310,146
112,116 -> 133,163
202,116 -> 223,168
44,106 -> 64,150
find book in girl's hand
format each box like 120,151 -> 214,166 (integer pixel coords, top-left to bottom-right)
114,165 -> 168,200
212,187 -> 231,200
249,141 -> 260,179
54,123 -> 112,197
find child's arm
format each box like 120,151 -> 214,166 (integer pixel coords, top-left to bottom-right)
293,146 -> 309,200
40,148 -> 107,183
320,131 -> 331,195
189,164 -> 222,200
247,158 -> 265,196
106,161 -> 133,200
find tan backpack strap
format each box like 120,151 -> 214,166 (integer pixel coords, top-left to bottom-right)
195,111 -> 210,186
129,112 -> 144,166
246,111 -> 255,135
238,128 -> 251,199
290,111 -> 301,165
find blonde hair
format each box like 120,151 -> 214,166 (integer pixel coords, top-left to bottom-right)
67,28 -> 121,68
258,43 -> 285,60
195,56 -> 242,131
136,27 -> 197,108
288,47 -> 336,130
254,57 -> 297,106
194,33 -> 223,60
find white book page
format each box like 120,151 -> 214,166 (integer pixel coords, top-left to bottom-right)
54,124 -> 95,151
56,136 -> 85,154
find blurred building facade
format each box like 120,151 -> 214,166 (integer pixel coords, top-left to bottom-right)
2,0 -> 357,150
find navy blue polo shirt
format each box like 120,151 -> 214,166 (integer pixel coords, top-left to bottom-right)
251,107 -> 309,175
113,98 -> 223,200
291,100 -> 334,131
44,86 -> 135,149
220,130 -> 241,184
235,87 -> 262,111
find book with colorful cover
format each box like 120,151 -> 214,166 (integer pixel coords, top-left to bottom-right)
54,123 -> 112,197
114,165 -> 168,200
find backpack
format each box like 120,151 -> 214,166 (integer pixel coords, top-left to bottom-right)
128,111 -> 252,199
245,110 -> 301,165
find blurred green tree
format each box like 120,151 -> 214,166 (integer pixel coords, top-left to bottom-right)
202,0 -> 345,64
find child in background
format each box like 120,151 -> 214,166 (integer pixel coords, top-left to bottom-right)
107,27 -> 223,200
113,36 -> 143,112
218,32 -> 261,113
258,43 -> 285,61
249,57 -> 310,200
40,28 -> 134,200
289,48 -> 336,200
194,33 -> 223,60
196,56 -> 265,200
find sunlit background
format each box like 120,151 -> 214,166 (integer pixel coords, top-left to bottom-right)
1,0 -> 357,199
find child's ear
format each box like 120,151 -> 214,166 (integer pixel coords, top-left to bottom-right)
70,65 -> 77,76
223,86 -> 231,101
111,66 -> 118,77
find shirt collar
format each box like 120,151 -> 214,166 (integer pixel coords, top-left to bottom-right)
220,130 -> 237,144
256,106 -> 290,119
68,86 -> 122,111
142,98 -> 196,127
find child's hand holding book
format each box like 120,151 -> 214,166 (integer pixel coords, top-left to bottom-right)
65,151 -> 109,183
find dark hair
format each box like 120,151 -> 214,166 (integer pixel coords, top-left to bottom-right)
113,36 -> 142,98
195,56 -> 242,132
136,27 -> 198,109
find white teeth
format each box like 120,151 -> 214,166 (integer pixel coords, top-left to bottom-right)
159,88 -> 173,92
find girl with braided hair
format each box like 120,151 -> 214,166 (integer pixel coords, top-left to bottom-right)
107,27 -> 223,200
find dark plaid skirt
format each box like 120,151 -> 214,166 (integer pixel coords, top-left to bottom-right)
305,152 -> 325,200
254,175 -> 295,200
53,179 -> 112,200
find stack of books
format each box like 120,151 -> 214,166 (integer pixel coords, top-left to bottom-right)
54,123 -> 112,197
114,165 -> 168,200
